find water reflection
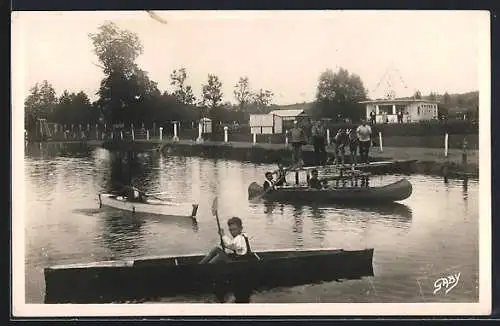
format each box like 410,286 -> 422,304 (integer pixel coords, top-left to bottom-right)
99,212 -> 147,259
291,203 -> 304,249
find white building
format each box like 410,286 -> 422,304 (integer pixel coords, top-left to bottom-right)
359,99 -> 439,123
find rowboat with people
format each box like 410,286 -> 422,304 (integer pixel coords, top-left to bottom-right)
43,247 -> 374,303
248,164 -> 413,203
98,193 -> 199,220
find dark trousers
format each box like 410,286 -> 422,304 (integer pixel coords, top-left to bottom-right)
312,136 -> 326,165
359,140 -> 371,163
291,142 -> 303,165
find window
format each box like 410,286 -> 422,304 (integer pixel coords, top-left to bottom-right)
378,105 -> 393,115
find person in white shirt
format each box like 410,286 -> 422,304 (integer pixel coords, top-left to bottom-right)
356,120 -> 372,164
199,217 -> 253,264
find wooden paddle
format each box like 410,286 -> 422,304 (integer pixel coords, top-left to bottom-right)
211,197 -> 226,251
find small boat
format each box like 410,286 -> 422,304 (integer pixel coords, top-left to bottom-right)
98,193 -> 199,219
248,178 -> 413,203
44,248 -> 374,303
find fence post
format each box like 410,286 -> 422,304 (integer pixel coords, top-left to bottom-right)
326,129 -> 331,146
444,133 -> 449,158
146,129 -> 150,140
95,124 -> 98,140
196,122 -> 203,143
378,131 -> 383,152
224,126 -> 229,143
159,127 -> 163,141
173,122 -> 179,142
120,131 -> 123,140
253,133 -> 257,144
285,130 -> 289,145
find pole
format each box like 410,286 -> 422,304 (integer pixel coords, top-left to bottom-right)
173,122 -> 179,142
196,122 -> 203,143
224,126 -> 228,143
444,133 -> 449,158
253,133 -> 257,144
378,131 -> 383,152
159,127 -> 163,141
326,129 -> 331,146
211,197 -> 225,250
146,129 -> 150,140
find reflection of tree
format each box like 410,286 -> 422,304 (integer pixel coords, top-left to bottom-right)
105,150 -> 155,193
100,214 -> 146,258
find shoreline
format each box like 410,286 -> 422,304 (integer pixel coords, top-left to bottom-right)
28,139 -> 479,178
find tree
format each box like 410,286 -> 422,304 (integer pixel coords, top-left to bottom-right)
233,77 -> 252,112
170,67 -> 196,105
428,92 -> 438,101
90,22 -> 157,125
201,74 -> 223,116
53,91 -> 94,126
312,68 -> 367,121
413,90 -> 422,99
252,88 -> 274,113
24,80 -> 58,131
443,92 -> 451,107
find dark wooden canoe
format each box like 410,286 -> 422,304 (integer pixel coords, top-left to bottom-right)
44,248 -> 374,303
248,178 -> 412,203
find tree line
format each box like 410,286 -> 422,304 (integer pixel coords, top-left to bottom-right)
24,21 -> 477,134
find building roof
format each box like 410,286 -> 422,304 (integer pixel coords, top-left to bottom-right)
268,109 -> 307,117
359,99 -> 440,105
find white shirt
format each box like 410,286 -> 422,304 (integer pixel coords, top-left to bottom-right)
221,233 -> 249,255
356,125 -> 372,142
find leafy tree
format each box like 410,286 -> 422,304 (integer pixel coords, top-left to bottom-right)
90,22 -> 157,125
170,68 -> 196,105
428,92 -> 438,101
413,90 -> 422,99
443,92 -> 451,107
201,74 -> 223,116
312,68 -> 367,121
251,88 -> 274,113
233,77 -> 252,111
53,91 -> 94,126
24,80 -> 58,131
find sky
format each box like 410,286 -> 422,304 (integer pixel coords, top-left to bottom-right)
12,10 -> 488,106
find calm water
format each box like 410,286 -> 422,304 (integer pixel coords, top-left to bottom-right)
24,143 -> 479,303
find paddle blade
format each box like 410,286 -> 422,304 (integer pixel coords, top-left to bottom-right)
211,197 -> 218,216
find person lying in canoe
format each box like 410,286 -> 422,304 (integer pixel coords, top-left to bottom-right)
127,186 -> 148,203
199,217 -> 253,264
263,172 -> 276,192
308,169 -> 325,190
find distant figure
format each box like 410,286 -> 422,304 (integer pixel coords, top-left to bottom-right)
369,111 -> 376,125
289,120 -> 307,166
199,217 -> 253,264
308,169 -> 323,190
397,110 -> 404,123
333,128 -> 348,166
263,172 -> 276,192
347,128 -> 359,166
311,120 -> 327,166
356,120 -> 372,164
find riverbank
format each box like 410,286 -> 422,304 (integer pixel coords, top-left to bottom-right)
160,140 -> 479,178
28,139 -> 479,177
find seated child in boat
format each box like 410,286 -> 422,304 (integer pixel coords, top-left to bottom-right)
263,172 -> 276,191
199,217 -> 253,264
308,169 -> 324,190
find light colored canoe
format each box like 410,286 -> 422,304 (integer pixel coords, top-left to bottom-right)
98,193 -> 199,219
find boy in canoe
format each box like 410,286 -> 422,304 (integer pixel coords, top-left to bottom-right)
199,217 -> 253,264
308,169 -> 324,190
263,172 -> 276,191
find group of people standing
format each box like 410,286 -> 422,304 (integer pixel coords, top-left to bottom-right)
287,119 -> 373,167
